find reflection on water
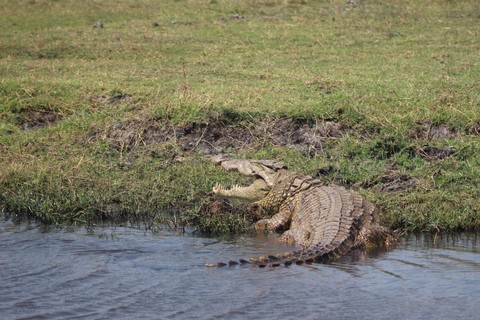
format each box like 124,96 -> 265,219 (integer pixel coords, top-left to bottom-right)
1,216 -> 479,320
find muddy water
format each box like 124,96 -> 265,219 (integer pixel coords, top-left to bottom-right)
1,216 -> 479,320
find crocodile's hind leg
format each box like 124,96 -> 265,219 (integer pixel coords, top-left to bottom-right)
355,225 -> 401,249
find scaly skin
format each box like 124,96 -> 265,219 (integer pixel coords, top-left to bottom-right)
209,155 -> 400,267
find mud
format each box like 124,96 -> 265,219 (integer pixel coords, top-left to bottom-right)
375,175 -> 422,194
15,106 -> 62,130
422,123 -> 457,140
410,144 -> 457,161
471,120 -> 480,135
103,115 -> 345,157
309,165 -> 354,187
98,115 -> 462,164
97,94 -> 131,104
413,122 -> 459,141
360,174 -> 422,194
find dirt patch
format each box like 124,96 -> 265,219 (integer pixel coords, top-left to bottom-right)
255,118 -> 331,156
91,114 -> 462,164
415,122 -> 458,140
103,115 -> 346,156
410,144 -> 457,161
470,120 -> 480,135
15,106 -> 61,130
375,175 -> 422,194
426,124 -> 457,140
360,174 -> 422,193
309,165 -> 354,187
97,94 -> 131,104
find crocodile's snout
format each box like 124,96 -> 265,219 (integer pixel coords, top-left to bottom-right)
212,154 -> 230,166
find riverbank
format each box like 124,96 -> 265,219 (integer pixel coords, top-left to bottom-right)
1,0 -> 479,232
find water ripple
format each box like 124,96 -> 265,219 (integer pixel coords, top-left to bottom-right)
1,217 -> 479,320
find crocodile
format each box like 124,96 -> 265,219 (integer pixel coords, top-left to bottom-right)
207,155 -> 400,267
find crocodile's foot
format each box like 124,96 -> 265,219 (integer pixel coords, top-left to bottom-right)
254,219 -> 277,230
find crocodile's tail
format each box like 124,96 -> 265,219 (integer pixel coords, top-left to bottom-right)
205,242 -> 350,268
205,226 -> 400,268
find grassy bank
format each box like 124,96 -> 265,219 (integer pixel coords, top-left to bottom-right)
1,0 -> 479,233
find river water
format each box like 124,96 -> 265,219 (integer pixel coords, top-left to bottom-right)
1,216 -> 479,320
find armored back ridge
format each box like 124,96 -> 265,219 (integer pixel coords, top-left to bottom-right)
209,155 -> 400,267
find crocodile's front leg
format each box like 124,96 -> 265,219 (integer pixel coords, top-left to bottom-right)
255,209 -> 292,231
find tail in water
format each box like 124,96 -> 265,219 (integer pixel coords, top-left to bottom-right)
205,243 -> 347,268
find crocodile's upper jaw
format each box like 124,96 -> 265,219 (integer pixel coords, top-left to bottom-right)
211,155 -> 284,204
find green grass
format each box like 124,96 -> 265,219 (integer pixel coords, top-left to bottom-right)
1,0 -> 479,232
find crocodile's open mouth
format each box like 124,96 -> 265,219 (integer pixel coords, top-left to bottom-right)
212,177 -> 271,204
211,154 -> 281,204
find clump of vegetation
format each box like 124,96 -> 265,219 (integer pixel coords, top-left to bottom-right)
181,196 -> 267,235
1,0 -> 479,233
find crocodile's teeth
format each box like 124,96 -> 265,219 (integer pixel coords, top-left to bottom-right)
213,183 -> 227,192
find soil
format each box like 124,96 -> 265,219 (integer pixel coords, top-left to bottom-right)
374,175 -> 422,194
101,115 -> 462,162
96,94 -> 131,104
421,122 -> 457,140
103,115 -> 345,157
411,121 -> 460,141
471,120 -> 480,135
410,144 -> 457,161
15,106 -> 62,130
358,173 -> 421,194
309,165 -> 355,188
